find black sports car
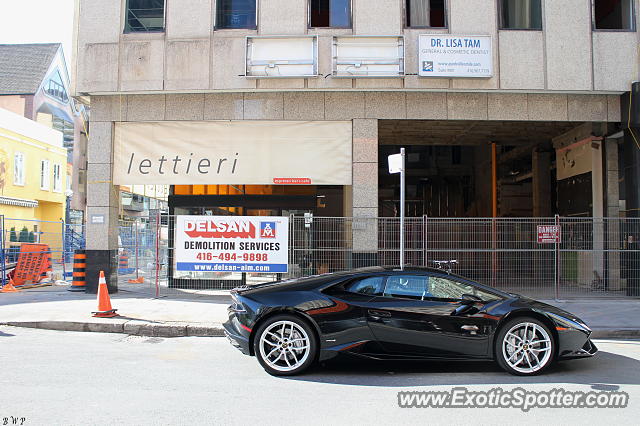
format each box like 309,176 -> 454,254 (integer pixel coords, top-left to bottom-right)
223,267 -> 597,376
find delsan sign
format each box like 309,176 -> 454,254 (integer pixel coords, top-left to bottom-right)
174,215 -> 289,273
113,121 -> 352,186
418,35 -> 492,78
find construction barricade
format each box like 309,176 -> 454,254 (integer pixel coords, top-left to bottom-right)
68,249 -> 87,292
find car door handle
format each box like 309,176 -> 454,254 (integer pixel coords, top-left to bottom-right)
368,309 -> 391,319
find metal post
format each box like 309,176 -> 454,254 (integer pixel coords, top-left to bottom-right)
491,142 -> 498,287
155,210 -> 160,298
0,215 -> 5,286
400,147 -> 405,270
61,220 -> 66,281
423,215 -> 427,267
289,213 -> 294,276
555,214 -> 560,300
491,143 -> 498,217
134,218 -> 139,280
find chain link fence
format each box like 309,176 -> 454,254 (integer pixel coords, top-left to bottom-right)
113,214 -> 640,299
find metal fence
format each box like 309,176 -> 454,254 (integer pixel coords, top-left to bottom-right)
2,213 -> 637,298
112,214 -> 640,299
0,215 -> 85,285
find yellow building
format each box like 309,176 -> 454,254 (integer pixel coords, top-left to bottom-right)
0,107 -> 67,241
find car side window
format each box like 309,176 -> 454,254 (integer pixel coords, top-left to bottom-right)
428,275 -> 498,301
344,276 -> 385,296
383,275 -> 430,300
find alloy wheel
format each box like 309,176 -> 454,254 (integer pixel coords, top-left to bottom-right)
501,322 -> 553,374
258,320 -> 311,373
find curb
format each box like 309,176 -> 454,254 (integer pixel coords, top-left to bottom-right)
2,321 -> 639,340
0,321 -> 225,337
590,328 -> 640,339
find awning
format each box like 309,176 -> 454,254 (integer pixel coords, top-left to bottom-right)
0,196 -> 38,208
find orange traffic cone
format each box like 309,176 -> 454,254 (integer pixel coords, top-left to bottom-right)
128,276 -> 144,284
1,278 -> 19,293
92,271 -> 118,318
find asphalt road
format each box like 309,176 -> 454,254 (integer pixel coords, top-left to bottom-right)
1,326 -> 638,425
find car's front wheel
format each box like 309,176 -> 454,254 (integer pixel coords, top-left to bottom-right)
495,317 -> 555,376
253,314 -> 317,376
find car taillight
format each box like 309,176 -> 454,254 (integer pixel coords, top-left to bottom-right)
229,292 -> 246,313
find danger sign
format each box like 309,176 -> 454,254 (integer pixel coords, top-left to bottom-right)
174,216 -> 289,273
537,225 -> 561,244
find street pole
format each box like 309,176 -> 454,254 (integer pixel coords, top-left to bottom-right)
400,147 -> 405,271
387,149 -> 406,271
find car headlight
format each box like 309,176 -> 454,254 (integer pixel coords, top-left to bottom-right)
546,312 -> 591,333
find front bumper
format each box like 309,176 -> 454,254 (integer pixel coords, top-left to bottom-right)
223,320 -> 251,355
558,332 -> 598,360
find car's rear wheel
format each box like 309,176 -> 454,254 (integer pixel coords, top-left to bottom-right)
495,317 -> 555,376
254,315 -> 317,376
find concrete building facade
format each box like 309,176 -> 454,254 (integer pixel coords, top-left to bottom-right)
73,0 -> 640,290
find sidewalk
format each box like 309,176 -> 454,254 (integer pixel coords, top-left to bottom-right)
0,283 -> 230,337
1,284 -> 639,339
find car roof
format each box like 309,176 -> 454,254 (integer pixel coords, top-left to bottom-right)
272,266 -> 450,286
312,265 -> 467,280
351,265 -> 458,275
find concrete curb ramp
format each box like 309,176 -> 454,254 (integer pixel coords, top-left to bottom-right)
2,321 -> 640,340
0,321 -> 225,337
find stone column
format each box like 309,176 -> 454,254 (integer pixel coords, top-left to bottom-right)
591,140 -> 605,286
532,150 -> 552,217
351,119 -> 378,267
605,137 -> 621,290
605,138 -> 621,218
85,116 -> 120,294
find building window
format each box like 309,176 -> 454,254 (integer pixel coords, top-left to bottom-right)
500,0 -> 542,30
53,164 -> 62,193
44,70 -> 69,103
125,0 -> 165,33
216,0 -> 257,29
14,152 -> 25,186
51,115 -> 75,163
310,0 -> 351,28
594,0 -> 635,30
40,160 -> 50,190
405,0 -> 446,28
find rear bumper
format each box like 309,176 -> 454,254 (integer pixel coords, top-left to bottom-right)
223,320 -> 251,355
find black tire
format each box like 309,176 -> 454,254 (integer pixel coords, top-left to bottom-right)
253,314 -> 318,376
494,316 -> 555,376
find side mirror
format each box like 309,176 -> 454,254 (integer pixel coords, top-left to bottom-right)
460,293 -> 483,305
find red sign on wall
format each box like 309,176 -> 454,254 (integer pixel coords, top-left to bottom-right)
537,225 -> 561,244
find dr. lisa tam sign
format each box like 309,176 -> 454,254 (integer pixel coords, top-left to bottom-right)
418,35 -> 492,78
175,216 -> 289,273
